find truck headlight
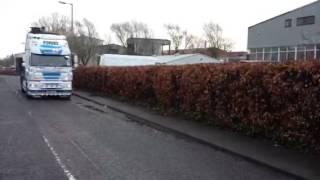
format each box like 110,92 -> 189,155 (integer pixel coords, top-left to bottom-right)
61,82 -> 72,89
29,72 -> 42,80
62,72 -> 72,81
28,82 -> 41,89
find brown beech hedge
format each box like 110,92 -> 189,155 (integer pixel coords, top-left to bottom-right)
0,69 -> 16,76
74,61 -> 320,153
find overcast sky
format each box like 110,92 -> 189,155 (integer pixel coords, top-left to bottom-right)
0,0 -> 316,58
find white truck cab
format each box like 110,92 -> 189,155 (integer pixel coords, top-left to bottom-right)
20,27 -> 73,99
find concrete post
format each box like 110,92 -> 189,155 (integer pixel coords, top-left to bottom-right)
304,47 -> 307,60
314,44 -> 317,59
294,46 -> 298,61
278,47 -> 281,62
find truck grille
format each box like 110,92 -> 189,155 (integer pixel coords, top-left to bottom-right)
42,72 -> 61,80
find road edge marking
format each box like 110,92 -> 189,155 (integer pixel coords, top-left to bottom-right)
42,135 -> 77,180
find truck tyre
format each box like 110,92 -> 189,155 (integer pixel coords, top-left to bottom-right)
25,91 -> 33,99
61,95 -> 71,100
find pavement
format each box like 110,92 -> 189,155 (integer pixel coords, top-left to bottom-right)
73,90 -> 320,180
0,75 -> 308,180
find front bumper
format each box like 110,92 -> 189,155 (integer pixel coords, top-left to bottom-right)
27,81 -> 72,96
27,90 -> 72,96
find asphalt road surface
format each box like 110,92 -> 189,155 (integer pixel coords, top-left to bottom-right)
0,75 -> 300,180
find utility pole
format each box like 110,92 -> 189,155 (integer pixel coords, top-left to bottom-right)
58,1 -> 74,34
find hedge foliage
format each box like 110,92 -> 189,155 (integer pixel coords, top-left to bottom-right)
0,68 -> 16,76
74,62 -> 320,153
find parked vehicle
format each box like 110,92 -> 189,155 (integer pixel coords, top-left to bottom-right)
20,27 -> 73,99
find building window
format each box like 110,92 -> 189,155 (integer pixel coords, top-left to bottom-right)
271,47 -> 278,61
285,19 -> 292,28
264,48 -> 271,60
296,16 -> 315,26
287,46 -> 295,61
306,45 -> 315,60
256,48 -> 263,60
280,47 -> 288,62
249,49 -> 257,60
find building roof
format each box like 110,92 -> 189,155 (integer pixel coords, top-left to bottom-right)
99,54 -> 221,67
163,48 -> 227,58
127,38 -> 171,45
158,54 -> 222,65
226,51 -> 248,57
249,0 -> 320,29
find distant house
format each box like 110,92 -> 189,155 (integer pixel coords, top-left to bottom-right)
97,44 -> 127,55
127,38 -> 171,56
248,0 -> 320,61
98,54 -> 222,67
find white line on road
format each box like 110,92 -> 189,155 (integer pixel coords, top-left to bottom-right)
42,135 -> 77,180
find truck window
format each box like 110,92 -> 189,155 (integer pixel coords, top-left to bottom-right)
30,54 -> 71,67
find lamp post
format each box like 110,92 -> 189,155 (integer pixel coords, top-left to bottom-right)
58,1 -> 73,34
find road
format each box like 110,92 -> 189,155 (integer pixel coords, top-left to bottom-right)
0,75 -> 299,180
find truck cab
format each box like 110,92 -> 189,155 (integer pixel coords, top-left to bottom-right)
20,27 -> 73,99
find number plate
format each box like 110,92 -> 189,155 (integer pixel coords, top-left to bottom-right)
46,84 -> 59,89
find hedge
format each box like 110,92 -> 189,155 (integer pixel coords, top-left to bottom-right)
0,68 -> 16,76
73,62 -> 320,153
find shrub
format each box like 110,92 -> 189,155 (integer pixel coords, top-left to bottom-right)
0,68 -> 17,76
74,61 -> 320,153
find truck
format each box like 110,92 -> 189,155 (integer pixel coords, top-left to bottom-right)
20,27 -> 73,99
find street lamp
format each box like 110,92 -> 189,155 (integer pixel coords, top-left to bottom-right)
58,1 -> 74,34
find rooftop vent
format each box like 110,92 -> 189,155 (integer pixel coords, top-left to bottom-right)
29,27 -> 58,35
30,27 -> 44,33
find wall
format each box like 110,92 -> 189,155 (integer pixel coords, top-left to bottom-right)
248,1 -> 320,49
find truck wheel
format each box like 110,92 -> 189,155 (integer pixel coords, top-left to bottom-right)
24,89 -> 35,99
25,92 -> 33,99
61,95 -> 71,100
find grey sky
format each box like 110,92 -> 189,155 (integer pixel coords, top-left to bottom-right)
0,0 -> 316,57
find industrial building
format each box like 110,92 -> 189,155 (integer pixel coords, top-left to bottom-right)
127,38 -> 171,56
248,0 -> 320,61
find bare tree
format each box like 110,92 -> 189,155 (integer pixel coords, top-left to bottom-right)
183,31 -> 196,49
131,21 -> 153,38
33,13 -> 70,35
110,21 -> 153,47
33,14 -> 102,65
71,19 -> 101,65
188,36 -> 206,49
203,22 -> 233,50
110,22 -> 131,47
221,39 -> 234,51
164,24 -> 184,52
0,55 -> 15,67
104,34 -> 113,45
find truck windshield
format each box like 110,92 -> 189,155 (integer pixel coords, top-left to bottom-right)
30,54 -> 71,67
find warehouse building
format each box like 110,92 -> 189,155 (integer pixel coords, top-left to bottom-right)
248,0 -> 320,61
